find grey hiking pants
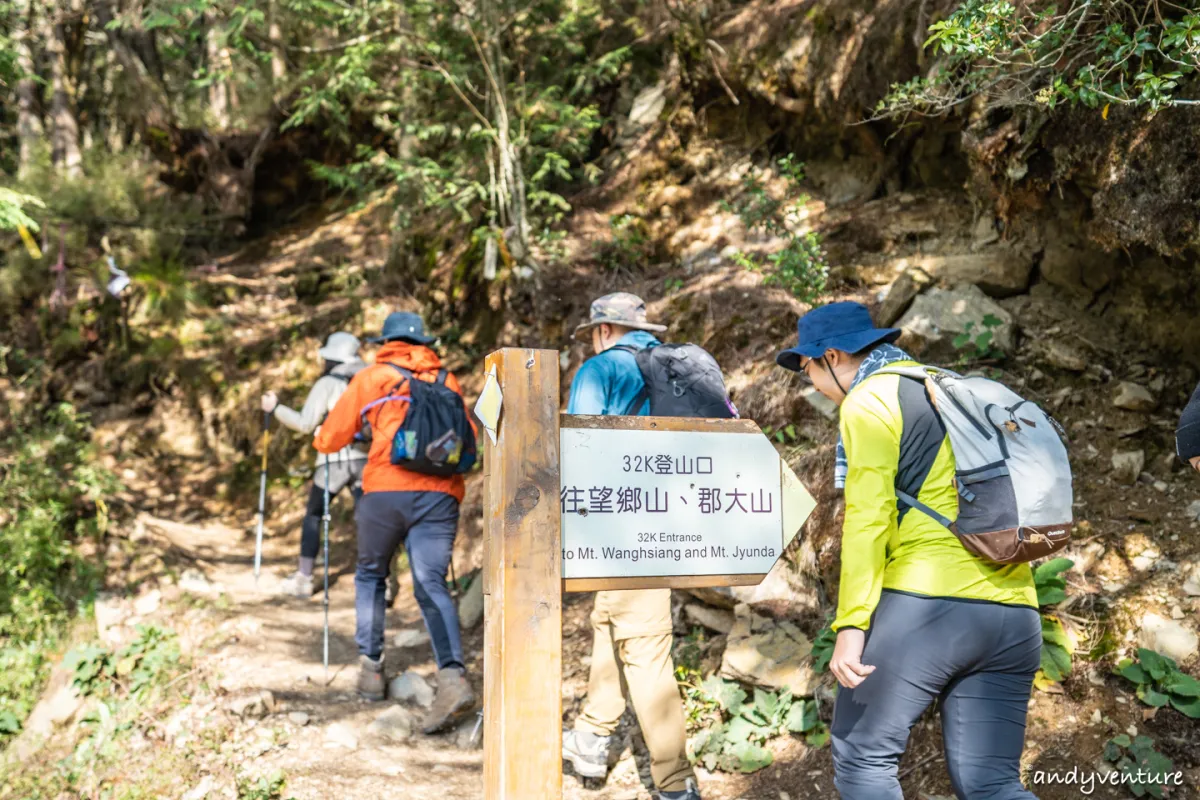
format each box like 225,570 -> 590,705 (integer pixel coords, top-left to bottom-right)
831,590 -> 1042,800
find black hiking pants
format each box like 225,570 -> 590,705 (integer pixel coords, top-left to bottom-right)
831,590 -> 1042,800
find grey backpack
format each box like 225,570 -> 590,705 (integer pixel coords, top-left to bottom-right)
875,365 -> 1073,564
613,343 -> 738,419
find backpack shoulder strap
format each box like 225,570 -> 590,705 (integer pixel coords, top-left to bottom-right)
436,369 -> 448,386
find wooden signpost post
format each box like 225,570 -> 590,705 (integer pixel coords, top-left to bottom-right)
480,348 -> 817,800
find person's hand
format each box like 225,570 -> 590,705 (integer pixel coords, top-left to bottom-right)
1190,455 -> 1200,472
261,391 -> 278,414
829,628 -> 875,690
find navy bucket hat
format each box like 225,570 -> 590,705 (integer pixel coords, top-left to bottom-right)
369,311 -> 437,345
776,301 -> 901,372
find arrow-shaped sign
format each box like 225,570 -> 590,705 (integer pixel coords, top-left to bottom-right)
558,415 -> 816,592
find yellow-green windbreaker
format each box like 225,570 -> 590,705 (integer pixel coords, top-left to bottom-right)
833,361 -> 1038,632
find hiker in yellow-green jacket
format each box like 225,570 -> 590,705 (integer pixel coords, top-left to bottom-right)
776,302 -> 1040,800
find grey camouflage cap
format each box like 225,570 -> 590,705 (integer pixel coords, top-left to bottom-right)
573,292 -> 667,342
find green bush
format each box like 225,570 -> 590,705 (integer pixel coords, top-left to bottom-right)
722,155 -> 828,304
65,625 -> 182,701
1031,558 -> 1075,688
0,399 -> 119,746
688,677 -> 828,774
1116,648 -> 1200,719
879,1 -> 1200,116
1102,734 -> 1181,799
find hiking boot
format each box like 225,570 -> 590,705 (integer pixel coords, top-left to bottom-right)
655,779 -> 702,800
357,655 -> 386,702
561,729 -> 610,779
420,667 -> 476,734
278,571 -> 314,597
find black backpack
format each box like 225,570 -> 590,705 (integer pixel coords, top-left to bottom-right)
358,363 -> 477,476
614,343 -> 738,419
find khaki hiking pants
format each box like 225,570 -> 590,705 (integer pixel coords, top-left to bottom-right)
574,589 -> 695,793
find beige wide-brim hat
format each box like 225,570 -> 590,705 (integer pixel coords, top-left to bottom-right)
572,292 -> 667,343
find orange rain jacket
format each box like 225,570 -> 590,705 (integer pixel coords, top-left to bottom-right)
314,342 -> 474,502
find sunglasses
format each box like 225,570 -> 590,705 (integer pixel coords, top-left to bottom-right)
796,356 -> 816,386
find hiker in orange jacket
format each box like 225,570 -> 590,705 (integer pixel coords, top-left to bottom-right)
314,311 -> 477,735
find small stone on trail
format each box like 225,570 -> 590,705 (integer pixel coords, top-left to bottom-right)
389,671 -> 434,708
324,722 -> 359,750
1112,381 -> 1157,412
366,705 -> 416,743
227,689 -> 275,719
393,628 -> 431,649
288,711 -> 310,726
1172,605 -> 1185,620
134,589 -> 161,616
800,386 -> 838,419
431,764 -> 453,774
182,775 -> 215,800
1110,450 -> 1145,485
457,574 -> 485,631
180,568 -> 215,594
1153,481 -> 1168,493
683,604 -> 735,635
1043,341 -> 1088,372
1138,613 -> 1199,663
1185,500 -> 1200,522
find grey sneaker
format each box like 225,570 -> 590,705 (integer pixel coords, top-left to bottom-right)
278,571 -> 314,597
421,667 -> 476,734
655,779 -> 701,800
561,729 -> 610,779
357,655 -> 386,702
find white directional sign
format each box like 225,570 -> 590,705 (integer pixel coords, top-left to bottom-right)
559,417 -> 816,588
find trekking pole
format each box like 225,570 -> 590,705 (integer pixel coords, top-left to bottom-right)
322,454 -> 331,681
253,411 -> 271,586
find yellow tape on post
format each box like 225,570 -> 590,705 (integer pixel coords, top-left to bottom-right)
17,225 -> 43,259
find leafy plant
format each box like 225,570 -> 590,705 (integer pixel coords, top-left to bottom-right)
723,155 -> 829,304
237,769 -> 295,800
689,677 -> 828,774
878,1 -> 1200,116
1029,558 -> 1076,689
1037,614 -> 1074,686
596,214 -> 654,272
65,625 -> 182,700
811,621 -> 836,674
1034,557 -> 1074,606
0,188 -> 45,232
1102,734 -> 1181,799
1116,648 -> 1200,719
762,424 -> 800,445
952,314 -> 1005,362
1,399 -> 118,745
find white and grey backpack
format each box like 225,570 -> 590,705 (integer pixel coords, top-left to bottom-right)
876,365 -> 1074,564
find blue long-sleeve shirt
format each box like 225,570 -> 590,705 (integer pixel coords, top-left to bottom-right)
566,330 -> 659,416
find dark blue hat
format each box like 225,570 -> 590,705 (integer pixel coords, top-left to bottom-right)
369,311 -> 436,345
776,301 -> 901,372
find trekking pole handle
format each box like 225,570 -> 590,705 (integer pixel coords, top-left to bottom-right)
260,411 -> 271,470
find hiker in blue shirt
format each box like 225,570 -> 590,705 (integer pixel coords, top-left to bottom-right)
560,292 -> 700,800
566,329 -> 657,416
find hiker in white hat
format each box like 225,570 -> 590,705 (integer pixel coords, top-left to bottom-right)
261,331 -> 369,597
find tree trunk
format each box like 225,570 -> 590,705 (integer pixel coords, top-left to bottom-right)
14,0 -> 43,180
206,16 -> 230,128
46,0 -> 83,178
268,0 -> 286,85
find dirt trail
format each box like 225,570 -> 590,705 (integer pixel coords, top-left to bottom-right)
133,477 -> 841,800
